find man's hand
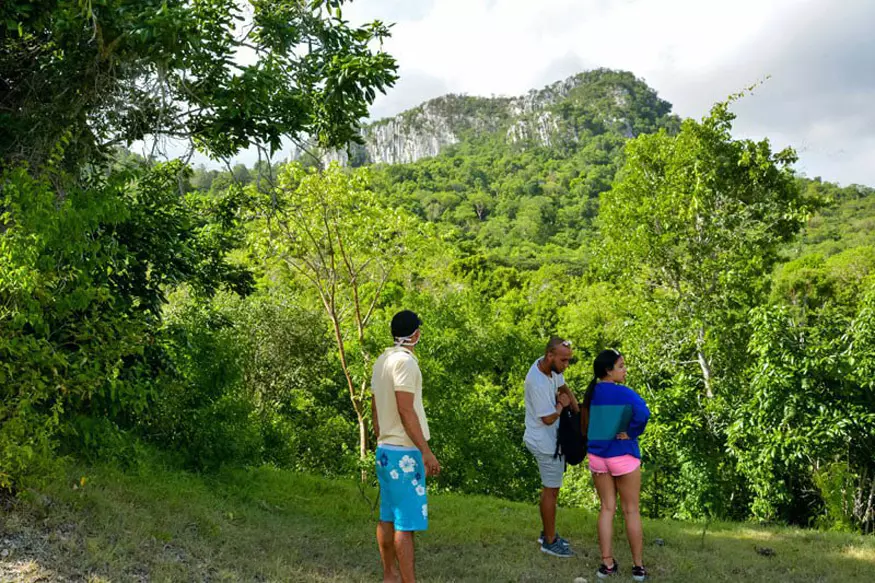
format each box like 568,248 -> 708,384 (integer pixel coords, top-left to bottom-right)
557,392 -> 572,409
558,384 -> 580,413
423,450 -> 441,477
616,432 -> 630,440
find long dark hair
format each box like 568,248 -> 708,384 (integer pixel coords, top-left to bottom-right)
582,349 -> 623,417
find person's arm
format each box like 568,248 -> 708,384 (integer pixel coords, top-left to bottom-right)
392,357 -> 440,476
625,390 -> 651,439
396,392 -> 440,476
371,396 -> 380,440
540,392 -> 570,425
580,407 -> 590,437
557,383 -> 579,413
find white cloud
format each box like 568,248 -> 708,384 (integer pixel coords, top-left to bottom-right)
349,0 -> 804,96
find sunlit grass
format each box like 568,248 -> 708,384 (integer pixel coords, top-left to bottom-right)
0,462 -> 872,581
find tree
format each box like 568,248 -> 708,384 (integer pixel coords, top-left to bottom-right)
251,163 -> 422,462
599,95 -> 818,397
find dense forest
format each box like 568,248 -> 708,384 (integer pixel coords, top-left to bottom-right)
2,1 -> 874,537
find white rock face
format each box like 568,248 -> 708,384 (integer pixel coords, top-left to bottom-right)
326,100 -> 463,166
307,70 -> 666,167
318,74 -> 590,166
506,111 -> 560,146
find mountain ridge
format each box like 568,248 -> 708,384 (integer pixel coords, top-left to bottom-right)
295,68 -> 678,167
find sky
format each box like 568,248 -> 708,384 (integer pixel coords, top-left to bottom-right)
331,0 -> 874,187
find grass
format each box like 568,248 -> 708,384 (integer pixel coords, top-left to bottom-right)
1,462 -> 873,582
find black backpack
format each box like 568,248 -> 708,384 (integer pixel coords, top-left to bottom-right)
554,408 -> 586,465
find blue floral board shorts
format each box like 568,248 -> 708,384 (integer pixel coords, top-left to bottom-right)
376,444 -> 428,531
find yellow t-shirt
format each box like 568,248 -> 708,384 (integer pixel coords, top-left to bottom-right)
371,346 -> 430,447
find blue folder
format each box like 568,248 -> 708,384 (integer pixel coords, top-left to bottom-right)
587,404 -> 633,441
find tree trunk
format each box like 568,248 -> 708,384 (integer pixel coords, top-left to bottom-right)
327,313 -> 369,480
696,328 -> 714,398
863,472 -> 875,534
352,397 -> 368,457
354,399 -> 368,482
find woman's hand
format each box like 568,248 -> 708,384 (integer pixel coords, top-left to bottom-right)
615,432 -> 630,440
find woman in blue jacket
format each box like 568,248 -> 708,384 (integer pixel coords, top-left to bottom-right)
582,349 -> 650,581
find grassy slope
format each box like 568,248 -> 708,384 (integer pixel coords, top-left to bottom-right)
1,463 -> 873,582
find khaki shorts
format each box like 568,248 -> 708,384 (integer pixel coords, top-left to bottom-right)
528,446 -> 564,488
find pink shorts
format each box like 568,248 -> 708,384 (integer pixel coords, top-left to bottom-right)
587,453 -> 640,477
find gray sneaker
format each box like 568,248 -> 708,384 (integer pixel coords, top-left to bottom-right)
540,536 -> 574,558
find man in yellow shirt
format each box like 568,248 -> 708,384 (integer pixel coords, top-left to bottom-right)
371,310 -> 440,583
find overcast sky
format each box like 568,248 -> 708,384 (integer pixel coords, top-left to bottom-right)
330,0 -> 873,186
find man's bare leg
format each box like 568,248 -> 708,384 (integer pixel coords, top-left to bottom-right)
377,521 -> 400,582
540,486 -> 560,543
394,530 -> 416,583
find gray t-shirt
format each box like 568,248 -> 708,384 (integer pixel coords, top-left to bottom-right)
523,358 -> 565,455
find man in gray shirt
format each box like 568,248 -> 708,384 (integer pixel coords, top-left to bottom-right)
524,336 -> 579,557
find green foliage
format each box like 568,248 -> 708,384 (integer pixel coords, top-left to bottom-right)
0,165 -> 140,487
771,247 -> 875,320
138,288 -> 360,474
579,98 -> 826,521
791,179 -> 875,257
144,297 -> 260,471
814,462 -> 859,532
368,70 -> 680,268
248,162 -> 429,460
397,290 -> 543,499
600,97 -> 815,394
0,159 -> 253,488
557,281 -> 630,357
1,0 -> 401,491
1,0 -> 398,166
729,298 -> 875,529
219,292 -> 359,475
